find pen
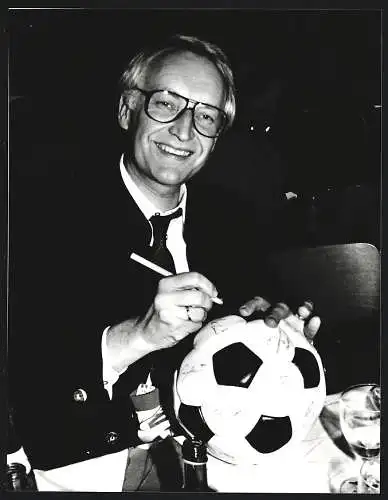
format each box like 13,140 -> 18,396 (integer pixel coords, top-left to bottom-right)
129,252 -> 223,305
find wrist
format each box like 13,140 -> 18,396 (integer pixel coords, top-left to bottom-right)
106,319 -> 156,373
131,324 -> 156,355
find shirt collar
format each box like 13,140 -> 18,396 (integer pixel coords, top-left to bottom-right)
119,154 -> 187,222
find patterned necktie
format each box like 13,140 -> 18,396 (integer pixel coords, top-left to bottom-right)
149,208 -> 183,274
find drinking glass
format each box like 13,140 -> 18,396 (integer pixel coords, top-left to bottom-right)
359,457 -> 380,494
339,384 -> 380,493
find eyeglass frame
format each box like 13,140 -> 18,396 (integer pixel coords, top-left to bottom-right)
132,87 -> 227,138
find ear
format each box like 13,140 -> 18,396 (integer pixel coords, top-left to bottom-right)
118,90 -> 139,130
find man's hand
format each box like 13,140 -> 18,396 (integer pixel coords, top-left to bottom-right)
296,301 -> 321,344
239,296 -> 321,344
138,272 -> 219,349
106,272 -> 219,372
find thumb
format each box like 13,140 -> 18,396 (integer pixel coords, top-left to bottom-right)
304,316 -> 321,343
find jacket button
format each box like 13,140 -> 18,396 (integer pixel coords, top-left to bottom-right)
73,389 -> 87,402
106,431 -> 119,445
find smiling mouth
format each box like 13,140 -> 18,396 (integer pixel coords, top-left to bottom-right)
155,142 -> 193,158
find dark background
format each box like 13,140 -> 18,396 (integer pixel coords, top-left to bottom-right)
9,8 -> 381,249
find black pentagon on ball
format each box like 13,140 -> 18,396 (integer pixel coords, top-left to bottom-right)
246,415 -> 292,453
212,342 -> 263,388
178,403 -> 214,443
292,347 -> 321,388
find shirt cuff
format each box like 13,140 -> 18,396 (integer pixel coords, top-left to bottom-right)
101,326 -> 127,400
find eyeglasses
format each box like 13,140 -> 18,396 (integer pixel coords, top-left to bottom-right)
133,87 -> 227,138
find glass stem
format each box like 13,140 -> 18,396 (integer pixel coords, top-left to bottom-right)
357,458 -> 366,493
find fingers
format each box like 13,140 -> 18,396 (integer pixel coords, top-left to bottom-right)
239,296 -> 271,317
159,305 -> 190,323
264,302 -> 291,327
158,304 -> 207,325
296,300 -> 320,343
185,306 -> 208,323
159,272 -> 220,303
304,315 -> 321,343
297,300 -> 314,320
155,288 -> 211,328
239,294 -> 321,344
137,274 -> 216,352
159,288 -> 214,311
154,273 -> 216,329
295,300 -> 321,343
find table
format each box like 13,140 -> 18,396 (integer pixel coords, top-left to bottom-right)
207,394 -> 359,493
33,394 -> 358,492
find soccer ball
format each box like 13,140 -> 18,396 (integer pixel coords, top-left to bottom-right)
173,315 -> 326,465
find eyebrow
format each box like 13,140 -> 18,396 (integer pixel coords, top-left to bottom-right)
153,87 -> 222,110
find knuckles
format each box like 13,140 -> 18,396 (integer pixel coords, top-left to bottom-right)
187,271 -> 202,283
153,294 -> 164,312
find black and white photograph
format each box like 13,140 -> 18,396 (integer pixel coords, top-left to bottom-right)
5,7 -> 381,493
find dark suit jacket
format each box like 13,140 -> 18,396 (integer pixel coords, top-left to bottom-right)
8,157 -> 274,470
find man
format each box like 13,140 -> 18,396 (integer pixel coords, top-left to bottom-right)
9,34 -> 319,487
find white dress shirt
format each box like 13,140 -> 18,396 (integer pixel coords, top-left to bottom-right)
101,156 -> 189,398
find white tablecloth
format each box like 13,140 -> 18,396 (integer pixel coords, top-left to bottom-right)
34,394 -> 357,492
207,394 -> 358,493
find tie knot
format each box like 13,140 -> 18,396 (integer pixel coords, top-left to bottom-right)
148,208 -> 182,273
149,208 -> 183,243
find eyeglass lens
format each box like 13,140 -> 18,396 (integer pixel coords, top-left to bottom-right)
147,91 -> 224,137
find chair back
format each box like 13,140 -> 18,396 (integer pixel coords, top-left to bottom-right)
267,243 -> 380,392
267,242 -> 380,324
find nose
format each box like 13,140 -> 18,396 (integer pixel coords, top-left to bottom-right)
168,109 -> 195,142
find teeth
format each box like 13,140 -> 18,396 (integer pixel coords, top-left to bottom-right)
157,143 -> 191,157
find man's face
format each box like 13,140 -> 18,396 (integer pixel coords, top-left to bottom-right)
120,51 -> 224,192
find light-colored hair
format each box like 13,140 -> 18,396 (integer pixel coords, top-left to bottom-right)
119,34 -> 236,131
